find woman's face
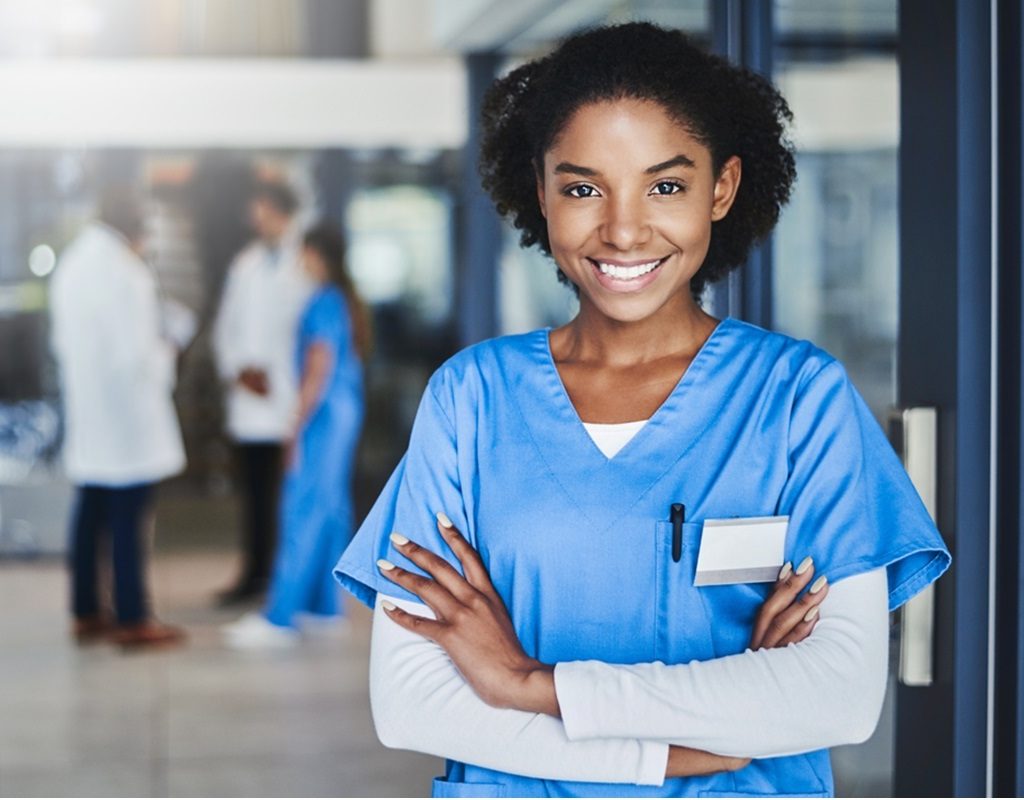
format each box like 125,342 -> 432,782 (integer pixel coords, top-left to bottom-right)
537,98 -> 741,324
301,245 -> 328,285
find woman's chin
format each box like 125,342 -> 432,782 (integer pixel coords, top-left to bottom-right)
582,295 -> 669,325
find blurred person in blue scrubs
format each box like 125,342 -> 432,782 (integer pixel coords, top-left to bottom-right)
224,221 -> 369,648
50,184 -> 187,648
212,180 -> 312,605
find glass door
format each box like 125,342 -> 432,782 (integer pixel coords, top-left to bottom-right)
772,0 -> 999,794
770,2 -> 902,795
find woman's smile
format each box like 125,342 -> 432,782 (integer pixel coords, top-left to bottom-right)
587,255 -> 670,293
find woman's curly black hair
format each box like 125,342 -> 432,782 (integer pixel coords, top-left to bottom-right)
479,22 -> 796,297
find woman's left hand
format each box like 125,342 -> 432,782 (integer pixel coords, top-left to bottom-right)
377,514 -> 559,716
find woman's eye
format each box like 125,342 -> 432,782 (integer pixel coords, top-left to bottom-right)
565,184 -> 598,198
651,181 -> 684,196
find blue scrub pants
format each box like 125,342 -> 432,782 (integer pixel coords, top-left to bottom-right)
263,395 -> 360,629
263,504 -> 347,628
69,483 -> 153,624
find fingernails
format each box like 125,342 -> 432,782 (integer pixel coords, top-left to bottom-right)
810,575 -> 828,594
376,559 -> 395,572
389,532 -> 409,546
796,556 -> 813,575
804,606 -> 820,623
778,562 -> 793,581
436,511 -> 453,529
381,600 -> 397,612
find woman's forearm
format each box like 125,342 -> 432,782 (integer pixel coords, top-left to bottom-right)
370,594 -> 670,786
553,569 -> 890,758
294,342 -> 333,427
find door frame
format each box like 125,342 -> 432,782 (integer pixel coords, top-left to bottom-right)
715,0 -> 1003,794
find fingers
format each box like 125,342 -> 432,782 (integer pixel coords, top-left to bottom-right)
778,612 -> 820,647
666,746 -> 752,778
757,576 -> 830,650
749,557 -> 816,650
435,513 -> 499,595
388,532 -> 478,605
380,598 -> 445,641
382,511 -> 500,610
376,557 -> 461,619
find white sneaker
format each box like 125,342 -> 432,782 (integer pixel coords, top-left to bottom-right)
297,614 -> 353,640
222,612 -> 299,650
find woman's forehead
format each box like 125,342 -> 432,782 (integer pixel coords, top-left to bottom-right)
544,98 -> 711,170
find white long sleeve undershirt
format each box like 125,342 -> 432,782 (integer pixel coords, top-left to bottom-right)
369,567 -> 889,785
369,593 -> 670,786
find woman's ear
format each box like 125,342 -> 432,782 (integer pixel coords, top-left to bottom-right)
711,156 -> 742,222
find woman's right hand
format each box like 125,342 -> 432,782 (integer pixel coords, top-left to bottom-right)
749,556 -> 829,651
664,557 -> 829,778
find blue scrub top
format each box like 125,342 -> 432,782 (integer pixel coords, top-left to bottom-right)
335,318 -> 950,798
296,286 -> 363,414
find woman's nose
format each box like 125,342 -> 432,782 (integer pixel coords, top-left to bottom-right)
599,197 -> 651,251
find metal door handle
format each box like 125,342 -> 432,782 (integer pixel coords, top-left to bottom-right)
889,407 -> 938,687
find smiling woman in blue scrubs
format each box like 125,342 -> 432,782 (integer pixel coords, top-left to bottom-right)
334,22 -> 950,798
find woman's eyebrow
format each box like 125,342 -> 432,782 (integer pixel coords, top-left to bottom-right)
553,162 -> 598,177
645,154 -> 696,173
552,155 -> 696,177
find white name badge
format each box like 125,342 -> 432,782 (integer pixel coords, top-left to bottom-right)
694,516 -> 788,586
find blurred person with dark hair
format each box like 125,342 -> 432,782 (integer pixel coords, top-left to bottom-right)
49,184 -> 186,648
212,180 -> 313,605
224,221 -> 368,648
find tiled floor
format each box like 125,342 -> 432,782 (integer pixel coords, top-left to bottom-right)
0,552 -> 440,797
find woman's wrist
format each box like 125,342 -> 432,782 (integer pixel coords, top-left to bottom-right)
509,661 -> 561,717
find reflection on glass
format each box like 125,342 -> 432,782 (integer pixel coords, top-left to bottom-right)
773,8 -> 899,796
775,0 -> 896,36
774,57 -> 899,420
343,183 -> 457,514
345,185 -> 454,324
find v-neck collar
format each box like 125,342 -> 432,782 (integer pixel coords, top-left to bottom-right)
510,318 -> 736,532
541,317 -> 732,462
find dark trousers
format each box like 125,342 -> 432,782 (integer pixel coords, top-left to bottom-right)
236,442 -> 283,587
69,483 -> 154,625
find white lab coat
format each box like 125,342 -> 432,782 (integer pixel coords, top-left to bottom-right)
49,223 -> 186,486
212,228 -> 312,443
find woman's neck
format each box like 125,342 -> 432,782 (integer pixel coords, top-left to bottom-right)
553,294 -> 718,368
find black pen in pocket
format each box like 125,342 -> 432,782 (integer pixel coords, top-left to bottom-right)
671,503 -> 685,563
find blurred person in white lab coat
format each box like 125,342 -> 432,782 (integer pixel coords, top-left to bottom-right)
212,180 -> 312,605
50,184 -> 187,648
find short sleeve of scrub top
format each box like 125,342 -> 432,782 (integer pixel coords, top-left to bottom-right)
779,360 -> 949,610
333,373 -> 464,607
299,289 -> 349,361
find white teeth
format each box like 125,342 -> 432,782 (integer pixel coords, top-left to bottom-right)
595,259 -> 661,280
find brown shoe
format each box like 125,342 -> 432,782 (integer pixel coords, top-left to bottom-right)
72,615 -> 114,644
111,620 -> 187,649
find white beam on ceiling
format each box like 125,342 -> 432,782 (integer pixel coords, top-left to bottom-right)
0,57 -> 466,149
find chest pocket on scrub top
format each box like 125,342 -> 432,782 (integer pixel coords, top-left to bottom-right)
653,520 -> 714,663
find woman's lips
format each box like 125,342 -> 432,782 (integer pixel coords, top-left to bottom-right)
587,256 -> 667,293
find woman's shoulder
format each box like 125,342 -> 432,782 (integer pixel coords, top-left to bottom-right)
304,285 -> 346,316
424,329 -> 548,403
721,317 -> 846,390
